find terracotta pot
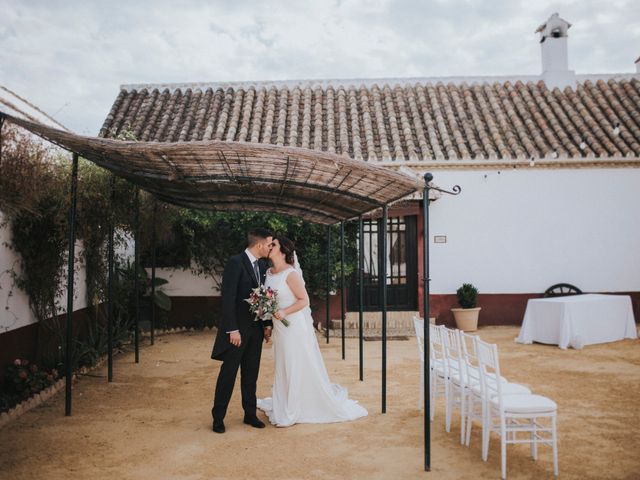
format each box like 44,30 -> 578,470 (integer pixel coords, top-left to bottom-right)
451,307 -> 481,331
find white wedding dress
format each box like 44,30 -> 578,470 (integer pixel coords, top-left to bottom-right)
257,267 -> 368,426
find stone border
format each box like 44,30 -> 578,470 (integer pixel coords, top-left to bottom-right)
0,378 -> 66,429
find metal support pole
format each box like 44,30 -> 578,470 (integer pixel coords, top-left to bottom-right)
134,188 -> 140,363
107,175 -> 115,382
422,172 -> 461,472
325,225 -> 331,344
340,221 -> 346,360
358,215 -> 364,381
65,153 -> 79,416
150,199 -> 157,346
422,177 -> 431,472
381,204 -> 388,414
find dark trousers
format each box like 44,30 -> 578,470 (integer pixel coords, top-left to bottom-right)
212,324 -> 263,421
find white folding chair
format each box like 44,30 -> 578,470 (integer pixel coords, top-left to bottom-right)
412,316 -> 425,409
412,316 -> 446,419
476,338 -> 559,479
460,331 -> 531,450
459,330 -> 484,447
440,326 -> 468,444
430,324 -> 448,421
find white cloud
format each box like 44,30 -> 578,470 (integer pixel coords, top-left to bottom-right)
0,0 -> 638,134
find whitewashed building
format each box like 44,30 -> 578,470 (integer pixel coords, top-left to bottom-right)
96,13 -> 639,327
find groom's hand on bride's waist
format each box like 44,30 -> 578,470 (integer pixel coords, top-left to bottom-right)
228,331 -> 241,347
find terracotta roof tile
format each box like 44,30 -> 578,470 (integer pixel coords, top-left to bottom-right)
100,77 -> 640,160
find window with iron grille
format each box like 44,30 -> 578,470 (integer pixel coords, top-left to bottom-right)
350,215 -> 417,311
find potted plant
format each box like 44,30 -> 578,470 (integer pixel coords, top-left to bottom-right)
451,283 -> 480,331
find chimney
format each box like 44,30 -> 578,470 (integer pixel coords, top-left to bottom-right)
535,13 -> 576,90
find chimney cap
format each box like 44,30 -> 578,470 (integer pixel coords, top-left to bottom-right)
535,13 -> 572,39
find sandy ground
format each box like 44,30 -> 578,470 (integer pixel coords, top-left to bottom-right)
0,326 -> 639,480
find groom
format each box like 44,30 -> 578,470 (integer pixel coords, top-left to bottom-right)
210,228 -> 274,433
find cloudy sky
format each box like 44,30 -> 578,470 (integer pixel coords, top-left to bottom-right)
1,0 -> 638,134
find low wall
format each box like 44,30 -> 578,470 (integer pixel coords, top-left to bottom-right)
428,291 -> 640,328
0,307 -> 92,386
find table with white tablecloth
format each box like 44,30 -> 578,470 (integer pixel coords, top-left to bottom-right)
516,294 -> 637,349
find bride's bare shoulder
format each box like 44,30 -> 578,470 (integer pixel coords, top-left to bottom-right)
285,268 -> 302,282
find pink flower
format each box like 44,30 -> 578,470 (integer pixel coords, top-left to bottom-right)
14,359 -> 21,366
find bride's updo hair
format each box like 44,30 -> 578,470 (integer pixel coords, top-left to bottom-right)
275,236 -> 296,265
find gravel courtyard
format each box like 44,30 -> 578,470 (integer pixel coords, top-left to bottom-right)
1,326 -> 638,480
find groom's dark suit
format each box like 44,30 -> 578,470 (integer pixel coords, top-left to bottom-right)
211,251 -> 272,422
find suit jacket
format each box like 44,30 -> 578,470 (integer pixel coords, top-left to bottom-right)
211,252 -> 271,360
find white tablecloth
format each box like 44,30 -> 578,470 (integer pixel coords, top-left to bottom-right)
516,294 -> 637,349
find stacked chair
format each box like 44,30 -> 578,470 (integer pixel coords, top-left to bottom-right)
413,316 -> 559,479
413,317 -> 446,420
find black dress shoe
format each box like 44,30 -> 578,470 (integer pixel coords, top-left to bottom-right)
212,420 -> 225,433
243,415 -> 266,428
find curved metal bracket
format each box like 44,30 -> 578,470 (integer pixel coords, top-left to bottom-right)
424,172 -> 461,196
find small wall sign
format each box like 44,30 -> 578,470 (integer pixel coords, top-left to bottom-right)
434,235 -> 447,244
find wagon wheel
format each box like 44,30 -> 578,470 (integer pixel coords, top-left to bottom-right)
543,283 -> 583,298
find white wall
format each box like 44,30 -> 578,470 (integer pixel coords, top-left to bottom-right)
0,211 -> 88,334
0,208 -> 218,335
148,266 -> 220,296
426,167 -> 640,294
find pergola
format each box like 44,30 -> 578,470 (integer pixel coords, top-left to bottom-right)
1,111 -> 454,472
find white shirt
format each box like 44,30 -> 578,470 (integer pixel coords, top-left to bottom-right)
244,248 -> 258,267
228,249 -> 265,334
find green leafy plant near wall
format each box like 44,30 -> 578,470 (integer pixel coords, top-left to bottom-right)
164,209 -> 358,298
0,359 -> 58,413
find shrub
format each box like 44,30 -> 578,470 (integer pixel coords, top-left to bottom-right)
1,359 -> 58,412
456,283 -> 478,309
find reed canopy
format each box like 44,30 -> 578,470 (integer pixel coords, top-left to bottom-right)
1,112 -> 422,224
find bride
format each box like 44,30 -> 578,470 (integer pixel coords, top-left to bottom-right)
257,235 -> 368,427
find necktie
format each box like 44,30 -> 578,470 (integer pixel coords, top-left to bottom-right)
253,260 -> 260,284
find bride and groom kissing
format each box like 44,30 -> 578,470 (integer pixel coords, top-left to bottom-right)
210,228 -> 367,433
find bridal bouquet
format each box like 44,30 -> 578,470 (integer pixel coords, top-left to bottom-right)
245,286 -> 289,327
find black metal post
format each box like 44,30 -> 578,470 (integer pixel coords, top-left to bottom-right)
134,188 -> 140,363
422,172 -> 461,472
422,176 -> 431,472
65,153 -> 79,416
340,221 -> 346,360
358,215 -> 364,381
150,199 -> 157,346
325,225 -> 331,344
381,204 -> 388,414
107,175 -> 115,382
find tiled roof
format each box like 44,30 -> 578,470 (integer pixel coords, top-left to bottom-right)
100,76 -> 640,161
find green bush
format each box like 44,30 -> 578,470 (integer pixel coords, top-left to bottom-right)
1,359 -> 58,413
456,283 -> 478,309
150,209 -> 357,298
